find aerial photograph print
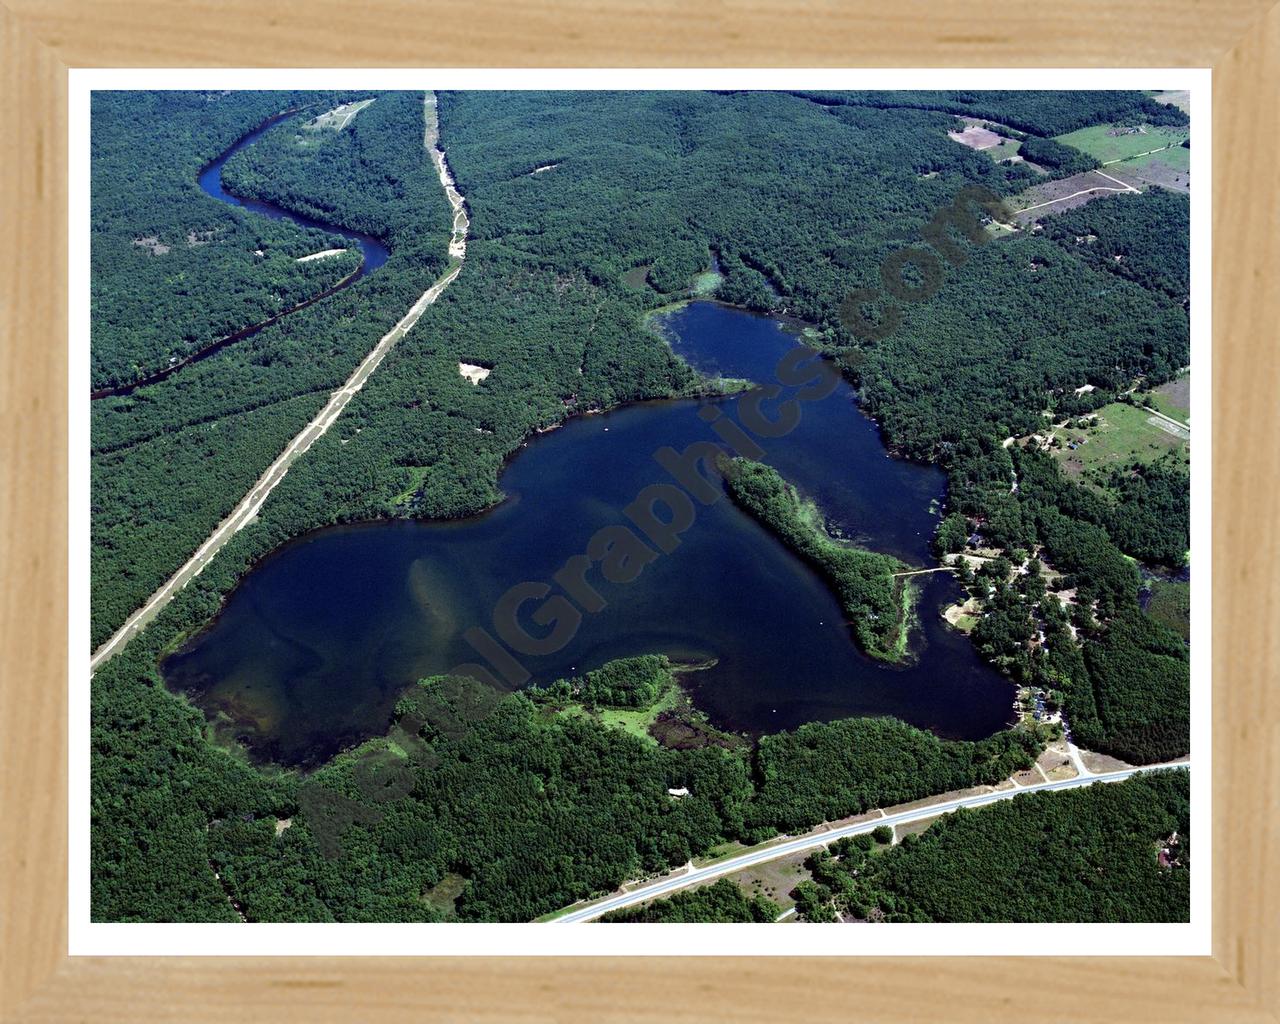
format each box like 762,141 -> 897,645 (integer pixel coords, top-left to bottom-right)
87,85 -> 1194,930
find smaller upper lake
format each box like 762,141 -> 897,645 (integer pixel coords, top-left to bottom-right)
163,301 -> 1015,767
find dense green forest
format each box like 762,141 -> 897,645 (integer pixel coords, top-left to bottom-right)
1040,189 -> 1191,301
846,235 -> 1187,460
92,640 -> 1048,920
221,94 -> 447,271
788,90 -> 1189,136
600,879 -> 779,923
792,771 -> 1189,922
91,89 -> 1190,922
92,88 -> 1189,650
532,654 -> 674,708
91,90 -> 366,389
748,717 -> 1043,833
1015,135 -> 1100,174
720,458 -> 910,661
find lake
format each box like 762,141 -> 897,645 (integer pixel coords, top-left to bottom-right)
163,300 -> 1015,766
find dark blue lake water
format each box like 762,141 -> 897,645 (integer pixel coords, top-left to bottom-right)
163,301 -> 1015,766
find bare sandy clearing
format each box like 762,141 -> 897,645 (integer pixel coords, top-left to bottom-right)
943,596 -> 982,633
948,123 -> 1002,150
306,98 -> 375,132
459,361 -> 492,384
296,248 -> 347,263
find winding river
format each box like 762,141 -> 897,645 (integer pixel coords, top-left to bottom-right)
91,110 -> 392,399
164,300 -> 1016,767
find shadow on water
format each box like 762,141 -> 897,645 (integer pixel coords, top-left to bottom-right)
163,301 -> 1015,767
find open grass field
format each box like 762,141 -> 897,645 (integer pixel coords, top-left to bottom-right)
1111,144 -> 1191,193
1050,401 -> 1190,482
1054,122 -> 1190,165
722,850 -> 813,913
1128,144 -> 1191,174
985,136 -> 1025,162
1008,169 -> 1140,225
1146,372 -> 1191,424
596,682 -> 682,742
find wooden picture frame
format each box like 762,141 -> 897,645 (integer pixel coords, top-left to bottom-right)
2,1 -> 1275,1018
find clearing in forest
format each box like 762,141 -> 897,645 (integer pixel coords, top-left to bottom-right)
1151,89 -> 1191,113
305,98 -> 375,132
458,361 -> 492,384
947,122 -> 1003,150
1145,372 -> 1191,424
1008,169 -> 1140,225
1048,401 -> 1190,483
1114,148 -> 1190,193
1053,122 -> 1189,166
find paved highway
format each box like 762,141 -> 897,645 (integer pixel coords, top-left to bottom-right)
550,760 -> 1190,923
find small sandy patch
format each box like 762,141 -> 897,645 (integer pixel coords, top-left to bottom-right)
1039,744 -> 1078,781
305,98 -> 374,131
459,361 -> 492,384
943,597 -> 982,633
1081,750 -> 1133,774
275,817 -> 292,836
297,248 -> 347,263
948,124 -> 1003,150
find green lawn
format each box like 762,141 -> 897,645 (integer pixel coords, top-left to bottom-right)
986,137 -> 1022,161
1053,123 -> 1189,165
596,681 -> 682,743
1050,401 -> 1189,482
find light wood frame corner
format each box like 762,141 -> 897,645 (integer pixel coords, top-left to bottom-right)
2,1 -> 1277,1019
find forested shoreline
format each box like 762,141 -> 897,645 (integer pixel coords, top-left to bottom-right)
90,89 -> 1192,923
